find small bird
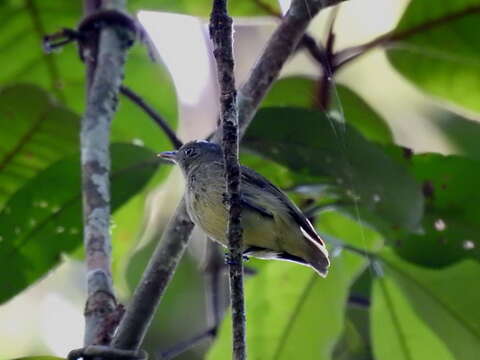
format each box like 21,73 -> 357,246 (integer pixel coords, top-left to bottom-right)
159,140 -> 330,277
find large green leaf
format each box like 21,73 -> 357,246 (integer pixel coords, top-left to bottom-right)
387,0 -> 480,113
372,250 -> 480,360
394,154 -> 480,267
244,107 -> 424,231
0,84 -> 78,208
371,275 -> 454,360
207,252 -> 368,360
0,1 -> 178,150
333,318 -> 371,360
431,109 -> 480,161
333,85 -> 393,144
262,77 -> 393,144
10,357 -> 65,360
0,143 -> 159,304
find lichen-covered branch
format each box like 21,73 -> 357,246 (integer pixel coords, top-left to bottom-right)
111,0 -> 344,351
209,0 -> 246,358
81,0 -> 133,346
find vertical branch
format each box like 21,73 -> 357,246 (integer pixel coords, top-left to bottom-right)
209,1 -> 246,358
81,0 -> 133,346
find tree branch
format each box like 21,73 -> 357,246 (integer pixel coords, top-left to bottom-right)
81,0 -> 133,347
209,0 -> 246,358
119,85 -> 183,149
111,0 -> 345,351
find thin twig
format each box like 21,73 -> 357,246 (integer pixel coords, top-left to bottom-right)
203,240 -> 226,333
209,0 -> 246,358
80,0 -> 133,346
334,4 -> 480,70
111,0 -> 345,352
159,326 -> 218,360
119,85 -> 183,149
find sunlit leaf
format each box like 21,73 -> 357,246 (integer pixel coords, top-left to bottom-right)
387,0 -> 480,113
208,252 -> 368,360
11,357 -> 66,360
0,84 -> 78,208
0,143 -> 159,304
372,250 -> 480,360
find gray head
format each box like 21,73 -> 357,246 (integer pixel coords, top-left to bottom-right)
159,140 -> 223,174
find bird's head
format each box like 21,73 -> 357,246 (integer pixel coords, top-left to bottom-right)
158,140 -> 223,174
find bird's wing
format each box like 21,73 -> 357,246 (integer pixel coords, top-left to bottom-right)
240,166 -> 326,247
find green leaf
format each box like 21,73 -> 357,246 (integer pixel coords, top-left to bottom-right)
431,109 -> 480,161
372,250 -> 480,360
394,154 -> 480,267
11,357 -> 66,360
371,275 -> 454,360
208,252 -> 368,360
262,77 -> 393,143
0,2 -> 178,151
386,0 -> 480,113
0,143 -> 159,304
244,107 -> 424,231
318,210 -> 384,252
333,85 -> 393,144
0,84 -> 79,208
262,76 -> 317,108
333,318 -> 370,360
130,0 -> 280,16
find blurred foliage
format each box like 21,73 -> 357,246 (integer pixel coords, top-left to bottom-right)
0,143 -> 160,304
0,84 -> 79,207
373,250 -> 480,360
1,0 -> 480,359
386,0 -> 480,112
244,107 -> 424,231
11,357 -> 65,360
208,253 -> 369,360
131,0 -> 280,16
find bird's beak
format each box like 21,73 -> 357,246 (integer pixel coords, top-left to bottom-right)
157,150 -> 177,163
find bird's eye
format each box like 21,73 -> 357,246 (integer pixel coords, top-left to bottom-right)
184,148 -> 197,158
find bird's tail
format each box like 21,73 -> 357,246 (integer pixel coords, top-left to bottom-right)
305,239 -> 330,277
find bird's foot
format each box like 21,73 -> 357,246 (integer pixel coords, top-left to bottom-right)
224,253 -> 249,266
